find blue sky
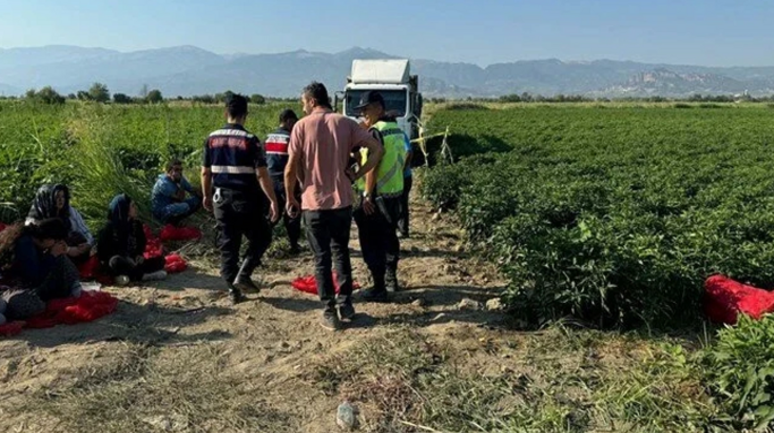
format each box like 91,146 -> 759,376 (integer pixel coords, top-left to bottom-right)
0,0 -> 771,66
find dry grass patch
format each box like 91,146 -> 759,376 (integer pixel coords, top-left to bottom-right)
12,342 -> 294,433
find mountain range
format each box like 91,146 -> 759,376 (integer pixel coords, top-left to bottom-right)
1,45 -> 774,98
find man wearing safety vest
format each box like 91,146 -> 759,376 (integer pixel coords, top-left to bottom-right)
353,91 -> 407,302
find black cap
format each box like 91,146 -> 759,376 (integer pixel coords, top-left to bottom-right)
354,91 -> 385,110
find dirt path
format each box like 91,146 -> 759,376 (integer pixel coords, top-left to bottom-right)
0,192 -> 510,432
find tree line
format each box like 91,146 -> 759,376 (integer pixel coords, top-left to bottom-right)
428,92 -> 774,104
12,83 -> 271,106
9,84 -> 774,105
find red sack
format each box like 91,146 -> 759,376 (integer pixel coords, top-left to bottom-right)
27,292 -> 118,328
25,316 -> 60,329
0,222 -> 7,233
164,253 -> 188,274
47,296 -> 78,313
704,275 -> 774,324
291,273 -> 360,295
78,255 -> 100,280
160,225 -> 202,242
58,291 -> 118,324
143,224 -> 164,259
0,321 -> 24,336
0,291 -> 119,337
143,224 -> 155,240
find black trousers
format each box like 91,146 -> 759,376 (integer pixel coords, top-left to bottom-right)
214,187 -> 272,284
303,207 -> 353,309
353,195 -> 401,286
35,255 -> 82,302
107,255 -> 166,282
398,175 -> 412,236
268,176 -> 302,248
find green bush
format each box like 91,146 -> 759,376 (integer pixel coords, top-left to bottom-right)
703,315 -> 774,430
419,164 -> 469,211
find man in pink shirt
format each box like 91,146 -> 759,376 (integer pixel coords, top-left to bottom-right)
284,82 -> 383,331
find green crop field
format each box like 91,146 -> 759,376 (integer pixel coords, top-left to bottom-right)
422,104 -> 774,328
0,100 -> 298,227
418,103 -> 774,430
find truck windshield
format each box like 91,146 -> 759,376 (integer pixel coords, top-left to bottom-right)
345,90 -> 407,117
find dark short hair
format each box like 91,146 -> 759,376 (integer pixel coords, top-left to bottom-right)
31,218 -> 68,241
166,158 -> 183,172
303,82 -> 331,109
226,93 -> 249,119
279,109 -> 298,123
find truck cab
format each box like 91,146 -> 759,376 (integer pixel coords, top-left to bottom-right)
338,59 -> 423,140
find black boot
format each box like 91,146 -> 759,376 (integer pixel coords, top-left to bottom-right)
386,268 -> 400,293
361,273 -> 390,303
228,284 -> 246,305
289,243 -> 302,256
233,260 -> 260,293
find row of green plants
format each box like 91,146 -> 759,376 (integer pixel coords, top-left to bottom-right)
0,100 -> 294,229
421,104 -> 774,429
422,105 -> 774,327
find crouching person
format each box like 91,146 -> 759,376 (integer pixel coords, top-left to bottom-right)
151,159 -> 202,226
0,218 -> 83,319
97,194 -> 166,286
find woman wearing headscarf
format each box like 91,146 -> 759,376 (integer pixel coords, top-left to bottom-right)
25,184 -> 94,264
0,218 -> 83,320
97,194 -> 166,286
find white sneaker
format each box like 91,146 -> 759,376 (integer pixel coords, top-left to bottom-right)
115,275 -> 131,286
142,270 -> 167,282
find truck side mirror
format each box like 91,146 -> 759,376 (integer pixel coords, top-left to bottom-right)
334,91 -> 345,113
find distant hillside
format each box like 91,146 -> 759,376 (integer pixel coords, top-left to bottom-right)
1,45 -> 773,98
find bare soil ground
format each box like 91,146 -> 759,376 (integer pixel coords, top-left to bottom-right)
0,191 -> 712,432
0,193 -> 521,432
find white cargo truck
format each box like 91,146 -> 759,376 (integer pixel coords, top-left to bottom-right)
336,59 -> 423,140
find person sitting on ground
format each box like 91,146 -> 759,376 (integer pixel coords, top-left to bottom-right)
151,159 -> 202,226
0,218 -> 83,319
25,184 -> 94,264
97,194 -> 167,286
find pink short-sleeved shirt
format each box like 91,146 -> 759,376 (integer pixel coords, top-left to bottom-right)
288,109 -> 374,211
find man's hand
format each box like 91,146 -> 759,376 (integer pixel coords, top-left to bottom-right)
203,196 -> 213,212
345,167 -> 358,183
175,189 -> 186,202
286,196 -> 301,219
79,243 -> 92,255
50,241 -> 68,257
362,196 -> 376,215
269,200 -> 280,223
67,243 -> 90,257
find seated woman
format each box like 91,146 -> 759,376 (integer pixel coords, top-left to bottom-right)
0,218 -> 83,319
25,184 -> 94,264
97,194 -> 166,286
